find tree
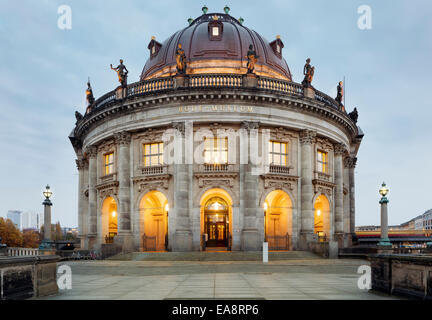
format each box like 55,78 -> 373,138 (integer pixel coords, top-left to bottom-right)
22,229 -> 40,248
0,218 -> 23,247
54,222 -> 63,241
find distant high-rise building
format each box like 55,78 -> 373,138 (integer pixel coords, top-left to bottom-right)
21,211 -> 40,230
7,210 -> 22,229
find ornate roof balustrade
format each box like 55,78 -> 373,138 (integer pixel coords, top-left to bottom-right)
88,73 -> 343,115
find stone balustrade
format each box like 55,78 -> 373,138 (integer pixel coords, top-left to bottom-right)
7,247 -> 40,257
87,73 -> 345,116
141,165 -> 168,175
269,164 -> 292,175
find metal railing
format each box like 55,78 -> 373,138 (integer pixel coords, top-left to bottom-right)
142,234 -> 157,251
266,233 -> 290,250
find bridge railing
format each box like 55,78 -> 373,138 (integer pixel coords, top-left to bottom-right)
7,247 -> 40,257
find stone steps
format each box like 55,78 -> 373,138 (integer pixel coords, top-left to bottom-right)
107,250 -> 321,261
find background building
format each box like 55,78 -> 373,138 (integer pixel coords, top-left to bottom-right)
6,210 -> 22,229
70,9 -> 362,254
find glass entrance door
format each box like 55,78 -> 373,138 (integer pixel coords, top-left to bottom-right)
205,213 -> 228,247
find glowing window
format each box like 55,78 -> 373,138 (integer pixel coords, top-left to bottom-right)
104,153 -> 114,175
204,137 -> 228,164
143,142 -> 164,166
212,26 -> 220,36
317,150 -> 328,173
269,141 -> 288,166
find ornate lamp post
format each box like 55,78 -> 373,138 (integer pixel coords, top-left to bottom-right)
378,182 -> 392,246
40,185 -> 54,249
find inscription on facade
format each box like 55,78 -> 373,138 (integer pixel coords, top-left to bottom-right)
179,105 -> 254,113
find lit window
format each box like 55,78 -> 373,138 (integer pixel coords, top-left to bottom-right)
212,26 -> 219,36
143,142 -> 164,166
204,137 -> 228,164
317,150 -> 328,173
104,153 -> 114,175
269,141 -> 288,166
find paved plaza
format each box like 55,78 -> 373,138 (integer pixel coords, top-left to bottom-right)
39,256 -> 399,300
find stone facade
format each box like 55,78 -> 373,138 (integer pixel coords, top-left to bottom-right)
70,85 -> 362,253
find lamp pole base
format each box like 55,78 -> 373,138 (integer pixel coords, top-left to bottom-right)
378,238 -> 392,246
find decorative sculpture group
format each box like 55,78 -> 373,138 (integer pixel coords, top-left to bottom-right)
86,78 -> 95,106
348,107 -> 358,123
246,44 -> 259,74
110,59 -> 129,87
302,58 -> 315,87
175,44 -> 187,75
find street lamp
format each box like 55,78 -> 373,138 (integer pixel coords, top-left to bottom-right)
378,182 -> 391,246
40,184 -> 54,249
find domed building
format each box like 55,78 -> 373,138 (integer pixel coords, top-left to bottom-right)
70,7 -> 363,255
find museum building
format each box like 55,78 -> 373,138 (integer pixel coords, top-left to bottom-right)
70,7 -> 363,253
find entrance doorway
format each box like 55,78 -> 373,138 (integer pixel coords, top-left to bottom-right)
200,188 -> 233,250
204,197 -> 229,247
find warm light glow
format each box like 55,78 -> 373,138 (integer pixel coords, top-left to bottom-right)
317,209 -> 321,216
263,202 -> 268,211
379,182 -> 389,197
112,211 -> 116,218
43,185 -> 52,199
165,203 -> 169,212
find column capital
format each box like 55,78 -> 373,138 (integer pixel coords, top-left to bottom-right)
241,121 -> 260,133
114,131 -> 132,145
75,158 -> 88,170
299,129 -> 316,145
344,156 -> 357,168
85,145 -> 98,158
334,143 -> 347,156
172,121 -> 185,137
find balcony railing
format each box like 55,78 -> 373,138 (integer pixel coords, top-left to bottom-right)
203,163 -> 229,172
87,73 -> 345,116
314,171 -> 331,182
141,165 -> 168,175
269,164 -> 292,175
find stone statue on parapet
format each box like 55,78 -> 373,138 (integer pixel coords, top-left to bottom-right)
246,44 -> 259,74
348,107 -> 358,123
302,58 -> 314,87
86,78 -> 95,105
335,81 -> 343,105
175,44 -> 187,75
75,111 -> 83,122
110,59 -> 129,87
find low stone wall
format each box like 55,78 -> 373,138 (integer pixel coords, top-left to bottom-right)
309,241 -> 338,259
0,255 -> 59,300
370,254 -> 432,299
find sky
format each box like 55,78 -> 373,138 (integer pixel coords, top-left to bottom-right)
0,0 -> 431,228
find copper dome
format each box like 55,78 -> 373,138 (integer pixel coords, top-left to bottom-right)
140,13 -> 292,81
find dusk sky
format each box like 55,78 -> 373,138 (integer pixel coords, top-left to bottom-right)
0,0 -> 431,228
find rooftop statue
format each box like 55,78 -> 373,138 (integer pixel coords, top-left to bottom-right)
335,81 -> 344,105
246,44 -> 259,74
175,44 -> 187,75
110,59 -> 129,87
348,107 -> 358,123
302,58 -> 315,87
75,111 -> 83,122
86,79 -> 95,106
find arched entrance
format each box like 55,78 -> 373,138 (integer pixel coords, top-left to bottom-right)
139,191 -> 168,251
263,190 -> 292,250
314,194 -> 331,241
101,197 -> 118,244
200,188 -> 232,249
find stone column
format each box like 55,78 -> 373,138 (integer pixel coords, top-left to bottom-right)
299,129 -> 316,250
345,156 -> 357,240
43,200 -> 52,241
114,131 -> 134,252
172,122 -> 193,251
86,145 -> 98,249
379,198 -> 391,246
333,143 -> 346,246
75,157 -> 88,248
241,121 -> 261,251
